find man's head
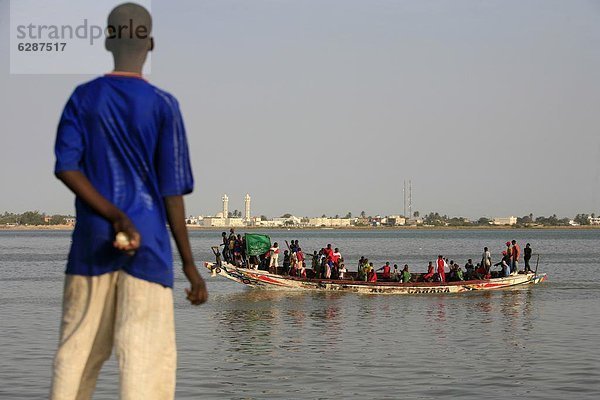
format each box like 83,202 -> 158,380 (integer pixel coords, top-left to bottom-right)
105,3 -> 153,64
512,240 -> 517,245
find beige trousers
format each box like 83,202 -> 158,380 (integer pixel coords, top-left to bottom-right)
50,271 -> 176,400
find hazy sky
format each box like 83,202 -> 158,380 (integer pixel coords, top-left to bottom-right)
1,0 -> 599,219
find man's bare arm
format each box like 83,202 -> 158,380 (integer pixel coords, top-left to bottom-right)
55,170 -> 140,251
164,195 -> 208,305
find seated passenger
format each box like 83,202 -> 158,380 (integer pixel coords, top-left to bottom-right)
423,262 -> 435,282
474,263 -> 489,280
455,265 -> 464,281
338,263 -> 347,279
367,268 -> 377,282
366,262 -> 377,282
390,264 -> 400,282
464,259 -> 475,280
401,264 -> 411,283
493,251 -> 511,277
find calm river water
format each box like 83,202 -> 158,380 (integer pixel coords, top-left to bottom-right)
1,229 -> 599,399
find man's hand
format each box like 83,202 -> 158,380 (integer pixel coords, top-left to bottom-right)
112,214 -> 141,253
183,264 -> 208,305
55,171 -> 142,253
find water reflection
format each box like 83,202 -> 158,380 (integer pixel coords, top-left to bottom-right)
213,291 -> 288,358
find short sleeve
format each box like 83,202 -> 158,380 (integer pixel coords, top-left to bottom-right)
54,92 -> 84,174
156,94 -> 194,196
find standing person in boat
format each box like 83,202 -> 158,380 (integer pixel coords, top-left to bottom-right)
296,247 -> 305,276
505,241 -> 512,263
282,250 -> 291,275
291,250 -> 300,276
332,247 -> 342,264
524,243 -> 533,272
511,239 -> 520,275
241,235 -> 247,266
234,234 -> 244,266
324,260 -> 332,279
437,255 -> 446,282
312,250 -> 321,279
423,262 -> 435,282
401,265 -> 412,283
298,257 -> 307,278
481,247 -> 492,273
220,231 -> 229,262
324,244 -> 333,260
357,258 -> 366,281
377,262 -> 392,280
269,242 -> 280,273
228,229 -> 236,260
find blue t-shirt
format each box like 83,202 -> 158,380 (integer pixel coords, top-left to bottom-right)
54,74 -> 194,287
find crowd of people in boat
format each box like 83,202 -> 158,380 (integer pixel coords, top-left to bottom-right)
219,229 -> 535,282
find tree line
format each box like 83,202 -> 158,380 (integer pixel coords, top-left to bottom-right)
0,211 -> 74,226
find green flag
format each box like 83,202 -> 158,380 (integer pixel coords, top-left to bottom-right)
245,233 -> 271,256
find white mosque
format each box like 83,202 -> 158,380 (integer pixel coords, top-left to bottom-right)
198,194 -> 252,227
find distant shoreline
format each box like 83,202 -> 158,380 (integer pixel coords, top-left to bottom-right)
1,224 -> 599,231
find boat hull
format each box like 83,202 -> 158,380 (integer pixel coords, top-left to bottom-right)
204,262 -> 547,295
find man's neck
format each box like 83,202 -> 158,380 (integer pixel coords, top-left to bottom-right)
112,56 -> 147,76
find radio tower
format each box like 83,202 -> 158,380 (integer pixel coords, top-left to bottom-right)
408,180 -> 412,219
403,180 -> 407,217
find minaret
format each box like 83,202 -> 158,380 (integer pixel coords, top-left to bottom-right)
222,194 -> 229,218
244,194 -> 251,222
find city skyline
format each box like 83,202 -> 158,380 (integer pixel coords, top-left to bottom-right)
1,0 -> 599,218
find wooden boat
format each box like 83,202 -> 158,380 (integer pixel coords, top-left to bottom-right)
203,260 -> 547,295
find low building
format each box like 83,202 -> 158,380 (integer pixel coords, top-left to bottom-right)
589,216 -> 600,225
386,215 -> 406,226
200,217 -> 228,227
492,216 -> 517,226
307,218 -> 351,227
200,217 -> 243,227
255,220 -> 284,227
273,216 -> 302,226
186,215 -> 200,225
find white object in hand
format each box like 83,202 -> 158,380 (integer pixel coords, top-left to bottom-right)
115,232 -> 130,247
